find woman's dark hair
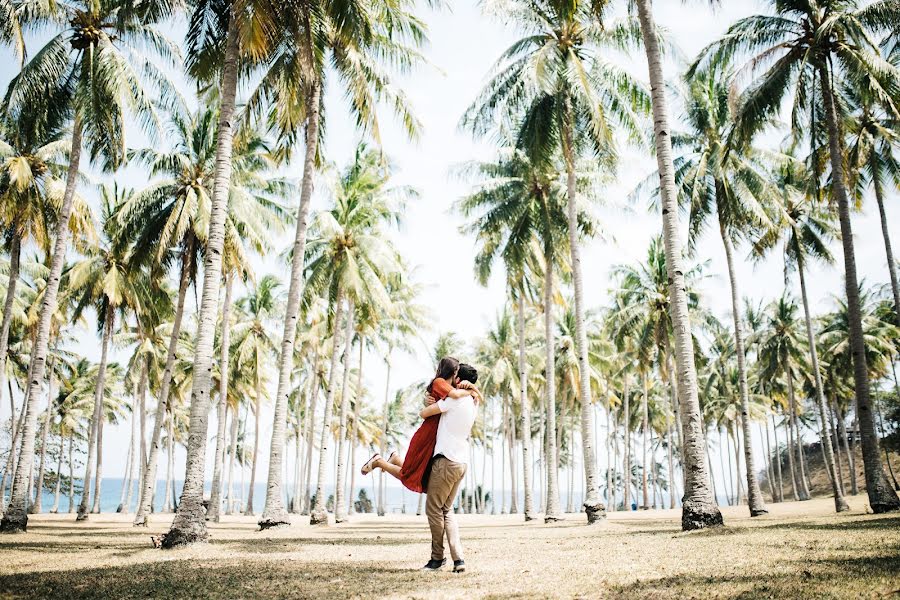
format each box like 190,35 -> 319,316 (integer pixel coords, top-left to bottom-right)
427,356 -> 459,393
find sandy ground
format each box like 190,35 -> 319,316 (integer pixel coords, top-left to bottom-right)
0,494 -> 898,599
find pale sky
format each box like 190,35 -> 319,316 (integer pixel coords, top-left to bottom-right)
2,1 -> 898,503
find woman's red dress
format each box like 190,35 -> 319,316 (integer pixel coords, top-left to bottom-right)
398,378 -> 451,493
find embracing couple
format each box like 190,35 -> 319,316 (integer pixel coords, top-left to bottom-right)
361,357 -> 483,573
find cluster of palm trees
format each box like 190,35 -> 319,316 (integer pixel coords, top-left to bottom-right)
1,0 -> 899,548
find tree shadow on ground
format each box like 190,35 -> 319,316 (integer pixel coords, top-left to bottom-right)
754,515 -> 900,533
215,536 -> 425,554
607,552 -> 900,599
0,559 -> 447,600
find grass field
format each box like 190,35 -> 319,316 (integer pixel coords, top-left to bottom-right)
0,494 -> 898,599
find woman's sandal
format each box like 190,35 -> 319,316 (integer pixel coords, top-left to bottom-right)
361,453 -> 381,475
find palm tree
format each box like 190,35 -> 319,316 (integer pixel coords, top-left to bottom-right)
67,185 -> 145,520
632,0 -> 723,530
0,0 -> 180,533
230,275 -> 281,515
255,0 -> 427,530
463,0 -> 651,523
697,0 -> 900,514
753,149 -> 849,511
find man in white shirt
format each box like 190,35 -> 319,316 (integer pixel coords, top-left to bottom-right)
418,363 -> 480,573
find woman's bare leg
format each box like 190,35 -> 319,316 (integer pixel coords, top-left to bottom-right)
388,452 -> 403,467
374,458 -> 402,480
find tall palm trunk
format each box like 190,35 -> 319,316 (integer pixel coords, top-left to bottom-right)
715,190 -> 767,516
784,413 -> 800,501
796,252 -> 848,511
828,402 -> 846,495
67,434 -> 74,513
122,399 -> 139,512
561,114 -> 604,523
134,248 -> 192,526
117,415 -> 135,512
259,63 -> 323,528
310,289 -> 346,525
820,66 -> 900,513
761,422 -> 775,502
873,164 -> 900,323
334,301 -> 356,523
225,406 -> 238,514
51,435 -> 64,513
0,115 -> 83,533
91,412 -> 105,514
623,378 -> 631,510
508,399 -> 518,513
635,0 -> 721,530
138,355 -> 148,484
245,371 -> 261,515
77,310 -> 114,521
0,234 -> 21,424
542,247 -> 562,523
348,339 -> 364,515
839,405 -> 859,495
667,425 -> 676,508
302,349 -> 322,514
209,272 -> 234,522
786,371 -> 811,500
32,367 -> 55,514
161,20 -> 241,547
163,415 -> 174,512
641,372 -> 649,510
516,294 -> 535,520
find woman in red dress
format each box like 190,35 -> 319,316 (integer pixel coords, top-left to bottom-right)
361,357 -> 477,492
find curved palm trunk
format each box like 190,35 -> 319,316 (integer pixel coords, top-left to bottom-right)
561,118 -> 604,523
260,73 -> 322,529
785,373 -> 810,501
134,249 -> 192,526
245,374 -> 261,515
715,195 -> 767,517
516,294 -> 535,520
0,234 -> 21,425
32,369 -> 55,514
310,289 -> 346,525
208,272 -> 234,522
542,252 -> 562,523
77,310 -> 114,521
635,0 -> 721,530
334,302 -> 356,523
51,435 -> 64,513
796,254 -> 848,511
0,115 -> 83,533
161,20 -> 241,547
873,167 -> 900,323
820,66 -> 900,513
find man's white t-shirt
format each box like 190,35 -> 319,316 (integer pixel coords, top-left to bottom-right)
433,394 -> 477,465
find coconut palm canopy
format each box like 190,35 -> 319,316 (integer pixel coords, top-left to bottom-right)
0,0 -> 898,556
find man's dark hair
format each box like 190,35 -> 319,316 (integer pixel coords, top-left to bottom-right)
457,363 -> 478,384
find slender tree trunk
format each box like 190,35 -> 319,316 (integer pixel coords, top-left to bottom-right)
209,272 -> 234,522
161,19 -> 241,547
117,413 -> 134,512
245,373 -> 261,515
347,338 -> 365,515
91,414 -> 104,514
796,254 -> 848,511
77,310 -> 114,521
225,406 -> 238,514
67,434 -> 74,513
303,350 -> 322,514
542,249 -> 562,523
138,356 -> 148,488
516,294 -> 535,520
715,195 -> 766,516
873,169 -> 900,323
134,249 -> 192,526
635,0 -> 721,531
623,379 -> 631,511
561,114 -> 603,523
334,301 -> 356,523
163,414 -> 173,512
501,400 -> 507,513
733,426 -> 744,504
784,412 -> 800,501
786,372 -> 811,500
762,422 -> 775,502
829,401 -> 846,495
667,425 -> 676,508
641,372 -> 649,510
0,234 -> 21,435
722,429 -> 733,504
820,65 -> 899,512
1,114 -> 83,533
259,60 -> 323,527
310,289 -> 346,525
771,416 -> 784,502
32,367 -> 55,514
124,398 -> 139,512
50,435 -> 64,513
508,398 -> 518,514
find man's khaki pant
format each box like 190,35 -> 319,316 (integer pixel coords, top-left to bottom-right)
425,456 -> 467,561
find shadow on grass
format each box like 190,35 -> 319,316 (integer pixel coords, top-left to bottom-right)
0,559 -> 447,600
215,536 -> 425,553
754,515 -> 900,533
608,552 -> 900,599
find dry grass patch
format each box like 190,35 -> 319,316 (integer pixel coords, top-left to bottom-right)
0,495 -> 898,599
